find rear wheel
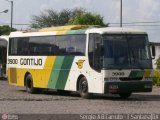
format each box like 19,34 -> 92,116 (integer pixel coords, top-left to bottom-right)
119,93 -> 132,99
79,77 -> 92,99
25,74 -> 37,94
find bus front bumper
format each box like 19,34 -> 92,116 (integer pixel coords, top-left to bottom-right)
104,80 -> 152,94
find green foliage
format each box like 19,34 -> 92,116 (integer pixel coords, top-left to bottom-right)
153,57 -> 160,86
69,12 -> 105,26
153,70 -> 160,86
31,9 -> 71,28
156,56 -> 160,69
0,25 -> 16,35
31,8 -> 107,28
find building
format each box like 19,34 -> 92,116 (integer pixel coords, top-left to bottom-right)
150,42 -> 160,69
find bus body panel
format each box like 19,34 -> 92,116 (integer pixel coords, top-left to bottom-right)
8,55 -> 104,93
102,70 -> 153,93
0,36 -> 8,78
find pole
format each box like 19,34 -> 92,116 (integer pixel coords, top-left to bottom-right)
11,1 -> 13,32
120,0 -> 122,27
6,0 -> 13,32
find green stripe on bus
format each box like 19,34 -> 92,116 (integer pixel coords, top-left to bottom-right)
66,30 -> 86,34
48,56 -> 65,89
55,56 -> 74,89
129,71 -> 144,78
48,56 -> 74,90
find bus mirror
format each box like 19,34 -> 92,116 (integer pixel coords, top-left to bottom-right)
151,46 -> 155,59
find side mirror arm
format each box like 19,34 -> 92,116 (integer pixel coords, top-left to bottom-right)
151,46 -> 155,59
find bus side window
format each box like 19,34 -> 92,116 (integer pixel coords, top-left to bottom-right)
9,38 -> 29,55
69,35 -> 86,56
9,38 -> 18,55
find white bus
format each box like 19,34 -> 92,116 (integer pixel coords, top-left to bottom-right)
7,25 -> 153,98
0,36 -> 8,79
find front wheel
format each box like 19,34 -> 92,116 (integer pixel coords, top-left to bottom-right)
79,77 -> 92,99
119,93 -> 132,99
25,74 -> 37,94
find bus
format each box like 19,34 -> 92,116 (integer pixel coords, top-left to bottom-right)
7,25 -> 153,98
0,36 -> 8,79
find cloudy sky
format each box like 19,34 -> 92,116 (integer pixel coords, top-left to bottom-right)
0,0 -> 160,42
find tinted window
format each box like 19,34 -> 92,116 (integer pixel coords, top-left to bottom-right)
70,35 -> 86,55
9,37 -> 29,55
56,35 -> 86,55
102,34 -> 152,69
9,35 -> 86,56
29,36 -> 56,55
56,35 -> 70,55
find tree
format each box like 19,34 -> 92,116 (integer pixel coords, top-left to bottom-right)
153,57 -> 160,86
31,8 -> 107,28
0,25 -> 16,36
31,9 -> 71,28
156,57 -> 160,69
69,12 -> 106,26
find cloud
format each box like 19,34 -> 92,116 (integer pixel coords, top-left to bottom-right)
137,0 -> 160,20
115,0 -> 160,42
0,0 -> 159,41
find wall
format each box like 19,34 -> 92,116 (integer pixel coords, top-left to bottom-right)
152,45 -> 160,69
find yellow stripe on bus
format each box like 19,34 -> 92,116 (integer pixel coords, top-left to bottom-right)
30,56 -> 56,88
41,56 -> 56,88
56,31 -> 68,35
8,56 -> 56,88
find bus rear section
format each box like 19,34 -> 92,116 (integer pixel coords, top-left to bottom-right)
0,36 -> 8,79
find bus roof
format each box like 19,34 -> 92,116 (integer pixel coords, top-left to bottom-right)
0,35 -> 9,41
9,25 -> 147,37
38,25 -> 98,32
86,27 -> 147,34
0,35 -> 8,47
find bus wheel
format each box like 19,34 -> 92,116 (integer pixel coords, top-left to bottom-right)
119,93 -> 132,99
25,74 -> 36,94
79,77 -> 92,99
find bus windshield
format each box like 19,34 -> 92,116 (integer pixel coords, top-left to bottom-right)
102,34 -> 152,69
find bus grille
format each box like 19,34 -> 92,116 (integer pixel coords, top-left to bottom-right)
119,77 -> 143,81
10,68 -> 17,84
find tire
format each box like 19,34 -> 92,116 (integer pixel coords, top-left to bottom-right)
119,93 -> 132,99
79,77 -> 92,99
25,74 -> 36,94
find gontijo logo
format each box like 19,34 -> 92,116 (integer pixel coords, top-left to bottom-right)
7,56 -> 46,69
8,58 -> 42,66
76,60 -> 85,69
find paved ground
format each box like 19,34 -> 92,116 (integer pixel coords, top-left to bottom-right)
0,80 -> 160,120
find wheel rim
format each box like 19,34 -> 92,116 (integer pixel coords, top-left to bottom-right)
80,80 -> 88,93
